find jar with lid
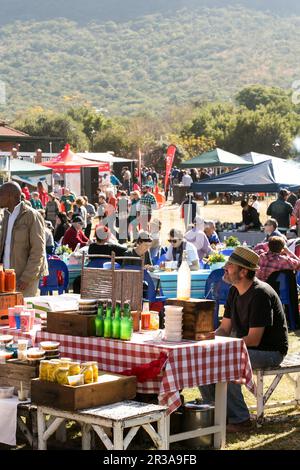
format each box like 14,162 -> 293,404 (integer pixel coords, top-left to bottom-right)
149,311 -> 159,330
4,269 -> 16,292
68,362 -> 81,376
55,367 -> 70,385
81,363 -> 93,384
47,360 -> 61,382
39,360 -> 50,381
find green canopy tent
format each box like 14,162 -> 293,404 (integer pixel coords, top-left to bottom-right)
180,148 -> 252,169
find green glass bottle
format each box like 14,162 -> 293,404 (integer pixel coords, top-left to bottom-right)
112,300 -> 121,339
95,301 -> 104,337
103,300 -> 112,338
120,300 -> 132,341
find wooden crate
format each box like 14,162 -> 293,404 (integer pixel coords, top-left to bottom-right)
31,372 -> 137,411
0,359 -> 39,395
80,252 -> 143,311
166,298 -> 215,340
0,292 -> 24,325
46,311 -> 96,337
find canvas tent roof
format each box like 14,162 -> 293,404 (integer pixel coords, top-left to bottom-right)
241,152 -> 287,165
40,144 -> 110,173
191,159 -> 300,193
180,148 -> 251,169
0,157 -> 52,177
0,156 -> 52,186
76,152 -> 135,163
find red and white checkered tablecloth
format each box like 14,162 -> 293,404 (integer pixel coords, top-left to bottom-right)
36,331 -> 255,414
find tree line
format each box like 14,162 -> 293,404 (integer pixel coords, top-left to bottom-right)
9,85 -> 300,168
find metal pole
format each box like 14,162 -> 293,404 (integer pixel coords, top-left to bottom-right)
7,154 -> 11,181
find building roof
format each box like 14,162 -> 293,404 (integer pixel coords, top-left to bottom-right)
0,122 -> 29,137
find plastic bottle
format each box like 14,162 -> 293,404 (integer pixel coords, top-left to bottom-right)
95,301 -> 104,337
103,300 -> 112,338
177,250 -> 191,300
112,300 -> 121,339
242,241 -> 247,247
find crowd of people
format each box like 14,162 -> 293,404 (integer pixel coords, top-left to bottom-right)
0,173 -> 299,437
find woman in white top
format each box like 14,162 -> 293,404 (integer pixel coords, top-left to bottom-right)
165,228 -> 199,270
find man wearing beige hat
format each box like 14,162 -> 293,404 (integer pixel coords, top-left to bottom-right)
199,246 -> 288,432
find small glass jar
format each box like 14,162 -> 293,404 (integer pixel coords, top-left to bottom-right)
47,360 -> 61,382
39,360 -> 50,381
81,363 -> 93,384
4,269 -> 16,292
69,362 -> 81,376
55,367 -> 69,385
149,311 -> 159,330
90,362 -> 99,382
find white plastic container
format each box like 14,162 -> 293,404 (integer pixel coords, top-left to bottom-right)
177,250 -> 191,300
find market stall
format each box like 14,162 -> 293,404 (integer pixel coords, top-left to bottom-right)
40,144 -> 110,195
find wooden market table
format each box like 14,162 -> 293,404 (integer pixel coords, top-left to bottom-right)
35,329 -> 255,449
218,231 -> 265,247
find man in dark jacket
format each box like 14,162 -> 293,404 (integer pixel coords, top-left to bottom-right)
267,189 -> 293,234
241,200 -> 261,230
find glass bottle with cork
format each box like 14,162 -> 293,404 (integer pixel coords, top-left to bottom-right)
103,299 -> 113,338
95,301 -> 104,337
112,300 -> 121,339
120,300 -> 132,340
177,250 -> 191,300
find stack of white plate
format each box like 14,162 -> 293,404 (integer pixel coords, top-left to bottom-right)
164,306 -> 183,342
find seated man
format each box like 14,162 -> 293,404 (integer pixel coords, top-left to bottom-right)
88,225 -> 127,257
199,246 -> 288,432
240,200 -> 261,231
262,218 -> 287,242
165,228 -> 200,270
122,231 -> 153,268
184,217 -> 214,260
204,220 -> 220,245
256,236 -> 300,282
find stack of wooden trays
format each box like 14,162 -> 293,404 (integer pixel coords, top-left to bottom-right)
78,298 -> 98,315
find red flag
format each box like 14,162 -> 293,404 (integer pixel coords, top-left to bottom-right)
164,144 -> 176,193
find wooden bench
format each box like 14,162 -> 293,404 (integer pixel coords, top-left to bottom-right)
250,352 -> 300,424
37,400 -> 169,450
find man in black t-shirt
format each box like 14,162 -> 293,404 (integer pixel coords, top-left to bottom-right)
199,246 -> 288,433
